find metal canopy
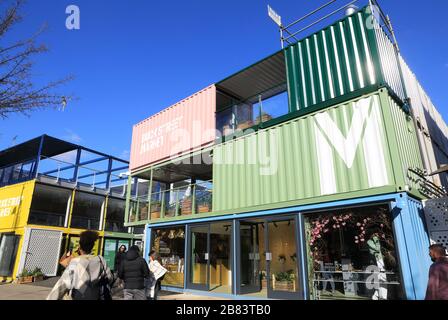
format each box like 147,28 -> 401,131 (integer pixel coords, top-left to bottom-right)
0,135 -> 76,167
139,152 -> 213,184
216,50 -> 286,108
0,134 -> 129,168
152,162 -> 213,184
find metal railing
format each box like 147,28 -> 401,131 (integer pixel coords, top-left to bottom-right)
38,156 -> 128,195
128,180 -> 213,222
408,167 -> 448,199
268,0 -> 395,49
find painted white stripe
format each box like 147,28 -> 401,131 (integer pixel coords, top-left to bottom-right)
306,39 -> 317,105
358,13 -> 376,85
323,30 -> 335,99
349,17 -> 365,88
340,22 -> 354,92
362,96 -> 389,187
314,34 -> 326,101
314,99 -> 370,169
331,26 -> 344,95
298,42 -> 308,108
314,120 -> 337,195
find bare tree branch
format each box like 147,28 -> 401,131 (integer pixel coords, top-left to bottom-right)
0,0 -> 74,118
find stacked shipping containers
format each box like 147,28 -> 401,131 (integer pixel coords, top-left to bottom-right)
128,4 -> 445,300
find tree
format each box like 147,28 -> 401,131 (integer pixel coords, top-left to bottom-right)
0,0 -> 73,118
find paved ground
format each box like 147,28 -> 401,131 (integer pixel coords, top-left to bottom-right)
0,278 -> 223,300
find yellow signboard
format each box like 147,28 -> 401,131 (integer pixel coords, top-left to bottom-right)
0,181 -> 35,231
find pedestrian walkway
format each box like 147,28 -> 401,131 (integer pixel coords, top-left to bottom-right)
0,279 -> 224,300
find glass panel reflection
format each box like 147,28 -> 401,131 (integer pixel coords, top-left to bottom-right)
268,219 -> 299,294
190,225 -> 208,286
304,205 -> 404,300
151,227 -> 185,288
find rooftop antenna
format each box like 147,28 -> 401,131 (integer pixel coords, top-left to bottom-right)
267,5 -> 284,48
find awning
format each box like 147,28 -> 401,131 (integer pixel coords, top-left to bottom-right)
216,50 -> 286,109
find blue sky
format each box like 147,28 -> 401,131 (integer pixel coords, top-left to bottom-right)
1,0 -> 447,161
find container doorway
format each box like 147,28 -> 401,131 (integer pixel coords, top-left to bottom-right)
186,221 -> 232,294
237,216 -> 301,299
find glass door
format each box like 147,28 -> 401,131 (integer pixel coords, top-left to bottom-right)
266,217 -> 301,299
188,224 -> 209,291
238,218 -> 267,298
237,216 -> 301,299
187,222 -> 233,293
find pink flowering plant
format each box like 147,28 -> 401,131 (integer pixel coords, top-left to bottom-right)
308,207 -> 396,267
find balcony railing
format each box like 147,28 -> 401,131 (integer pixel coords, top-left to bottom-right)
128,180 -> 213,223
37,156 -> 128,195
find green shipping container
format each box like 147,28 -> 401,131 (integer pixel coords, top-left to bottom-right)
212,89 -> 423,214
285,6 -> 406,115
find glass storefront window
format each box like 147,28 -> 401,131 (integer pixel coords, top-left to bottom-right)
1,166 -> 12,184
28,184 -> 71,227
216,85 -> 288,138
104,198 -> 127,233
103,239 -> 131,271
151,226 -> 185,287
304,205 -> 404,300
0,233 -> 20,277
70,191 -> 104,230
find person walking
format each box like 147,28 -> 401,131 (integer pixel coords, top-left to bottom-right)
118,245 -> 149,300
47,230 -> 114,300
146,250 -> 167,300
425,243 -> 448,300
114,245 -> 127,274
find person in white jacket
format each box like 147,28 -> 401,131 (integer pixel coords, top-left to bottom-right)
47,231 -> 114,300
146,250 -> 167,300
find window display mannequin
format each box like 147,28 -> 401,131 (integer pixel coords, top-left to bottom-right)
367,235 -> 388,300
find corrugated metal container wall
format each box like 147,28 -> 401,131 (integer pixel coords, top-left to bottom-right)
130,85 -> 216,173
400,57 -> 448,187
213,91 -> 397,213
393,194 -> 431,300
285,7 -> 405,114
371,15 -> 406,101
381,92 -> 424,194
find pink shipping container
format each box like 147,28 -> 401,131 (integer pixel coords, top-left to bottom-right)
130,85 -> 216,172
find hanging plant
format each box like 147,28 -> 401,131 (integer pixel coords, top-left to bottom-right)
278,254 -> 286,263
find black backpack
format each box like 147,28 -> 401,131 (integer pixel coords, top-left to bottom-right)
98,256 -> 113,300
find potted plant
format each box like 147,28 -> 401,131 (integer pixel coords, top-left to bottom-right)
150,200 -> 162,219
273,270 -> 295,291
139,204 -> 149,220
32,268 -> 44,282
278,254 -> 286,264
290,253 -> 297,262
181,197 -> 193,215
197,191 -> 212,213
237,120 -> 253,130
256,112 -> 273,123
17,269 -> 34,284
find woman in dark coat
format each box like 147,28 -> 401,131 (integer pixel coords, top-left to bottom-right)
114,245 -> 127,274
